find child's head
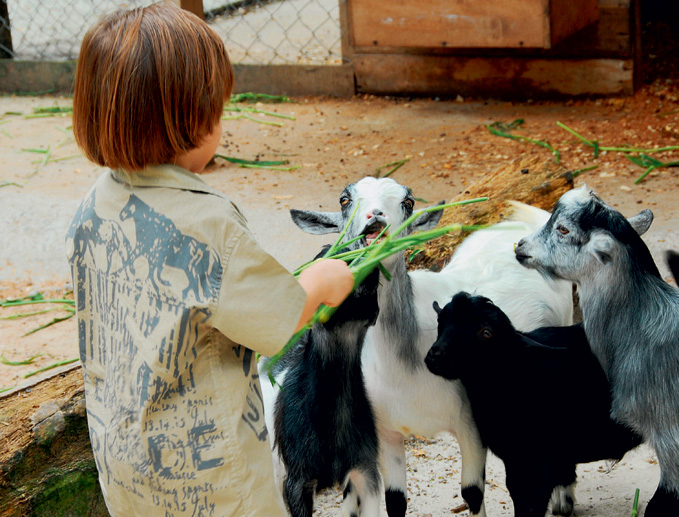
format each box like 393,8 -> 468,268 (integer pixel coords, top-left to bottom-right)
73,3 -> 233,172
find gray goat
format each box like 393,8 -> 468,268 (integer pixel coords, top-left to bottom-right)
514,185 -> 679,515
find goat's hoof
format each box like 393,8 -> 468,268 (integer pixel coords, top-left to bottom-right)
551,500 -> 574,516
550,485 -> 575,516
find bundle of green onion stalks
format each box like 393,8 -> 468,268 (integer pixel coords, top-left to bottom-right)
263,196 -> 488,381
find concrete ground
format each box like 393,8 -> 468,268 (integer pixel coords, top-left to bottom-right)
1,89 -> 678,515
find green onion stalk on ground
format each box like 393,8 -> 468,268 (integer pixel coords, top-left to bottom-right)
262,196 -> 489,383
487,120 -> 561,164
23,358 -> 80,378
556,121 -> 679,184
0,293 -> 75,335
632,488 -> 640,517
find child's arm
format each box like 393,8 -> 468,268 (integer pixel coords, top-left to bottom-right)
294,259 -> 354,333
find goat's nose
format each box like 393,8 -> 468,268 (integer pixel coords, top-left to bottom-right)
515,238 -> 526,252
367,209 -> 384,219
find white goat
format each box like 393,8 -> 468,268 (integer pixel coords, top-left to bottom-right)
289,177 -> 574,517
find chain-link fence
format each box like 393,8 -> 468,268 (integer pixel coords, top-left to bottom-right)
0,0 -> 343,65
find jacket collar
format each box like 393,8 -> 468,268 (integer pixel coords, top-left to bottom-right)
111,164 -> 218,195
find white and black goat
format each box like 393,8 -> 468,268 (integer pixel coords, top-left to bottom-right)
425,291 -> 643,516
515,186 -> 679,515
259,246 -> 381,517
289,177 -> 575,517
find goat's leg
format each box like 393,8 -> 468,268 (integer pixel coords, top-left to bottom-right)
505,466 -> 554,517
645,484 -> 679,516
342,479 -> 361,517
645,436 -> 679,516
283,475 -> 316,517
455,416 -> 488,517
342,465 -> 382,517
549,466 -> 577,516
376,428 -> 408,517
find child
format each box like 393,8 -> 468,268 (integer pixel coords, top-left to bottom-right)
65,4 -> 354,516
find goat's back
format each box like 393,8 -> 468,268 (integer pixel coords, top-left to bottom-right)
460,325 -> 641,465
441,217 -> 573,331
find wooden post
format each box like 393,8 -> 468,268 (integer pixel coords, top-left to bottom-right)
180,0 -> 205,20
0,0 -> 13,59
339,0 -> 355,64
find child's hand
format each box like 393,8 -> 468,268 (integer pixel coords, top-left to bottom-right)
295,259 -> 354,331
299,259 -> 354,307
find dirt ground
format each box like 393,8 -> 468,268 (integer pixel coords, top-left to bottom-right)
3,68 -> 679,515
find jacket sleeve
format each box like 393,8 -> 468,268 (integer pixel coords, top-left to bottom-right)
211,228 -> 306,358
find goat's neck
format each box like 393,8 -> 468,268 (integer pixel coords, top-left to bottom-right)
312,324 -> 366,367
579,264 -> 668,374
374,253 -> 421,367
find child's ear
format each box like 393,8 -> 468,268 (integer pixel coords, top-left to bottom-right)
588,233 -> 615,265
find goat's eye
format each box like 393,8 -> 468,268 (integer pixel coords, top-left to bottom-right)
479,328 -> 493,339
402,198 -> 414,210
340,195 -> 350,208
556,225 -> 570,235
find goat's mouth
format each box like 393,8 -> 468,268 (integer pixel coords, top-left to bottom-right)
515,252 -> 531,263
361,221 -> 387,246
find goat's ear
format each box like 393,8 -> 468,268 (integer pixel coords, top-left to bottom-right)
666,250 -> 679,285
627,209 -> 654,236
433,301 -> 442,315
290,209 -> 343,235
588,233 -> 615,265
412,201 -> 446,232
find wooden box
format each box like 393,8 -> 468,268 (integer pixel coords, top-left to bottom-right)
347,0 -> 599,49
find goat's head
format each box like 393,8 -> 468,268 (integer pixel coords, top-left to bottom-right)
425,291 -> 514,380
514,186 -> 656,282
291,177 -> 444,265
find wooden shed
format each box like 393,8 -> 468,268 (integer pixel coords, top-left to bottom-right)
0,0 -> 642,99
339,0 -> 640,98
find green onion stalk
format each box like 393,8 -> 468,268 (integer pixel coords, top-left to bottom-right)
632,488 -> 640,517
262,196 -> 489,383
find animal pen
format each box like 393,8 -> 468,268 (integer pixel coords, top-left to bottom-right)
0,0 -> 641,98
0,0 -> 663,515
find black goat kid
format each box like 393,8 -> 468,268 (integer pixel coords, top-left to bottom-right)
268,248 -> 381,517
425,292 -> 642,517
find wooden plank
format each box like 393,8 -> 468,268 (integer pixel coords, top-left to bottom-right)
549,5 -> 632,57
349,0 -> 549,48
549,0 -> 599,47
0,59 -> 77,94
347,4 -> 630,59
347,0 -> 599,50
632,0 -> 642,91
598,0 -> 630,7
233,63 -> 355,97
180,0 -> 204,19
0,61 -> 356,98
353,54 -> 633,98
0,0 -> 12,59
0,365 -> 108,517
339,0 -> 355,61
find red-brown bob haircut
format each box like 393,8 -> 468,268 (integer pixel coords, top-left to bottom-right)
73,3 -> 233,171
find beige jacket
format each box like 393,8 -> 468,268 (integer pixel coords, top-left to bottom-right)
65,165 -> 305,516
